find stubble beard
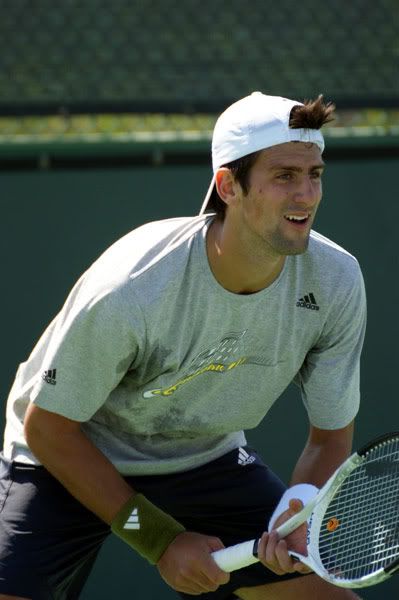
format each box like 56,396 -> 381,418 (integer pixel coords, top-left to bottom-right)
246,226 -> 311,263
267,227 -> 311,256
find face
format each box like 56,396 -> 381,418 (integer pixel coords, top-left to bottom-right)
227,142 -> 324,257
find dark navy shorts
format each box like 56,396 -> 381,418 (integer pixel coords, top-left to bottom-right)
0,447 -> 301,599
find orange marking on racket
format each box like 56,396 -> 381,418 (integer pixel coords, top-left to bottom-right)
326,517 -> 340,532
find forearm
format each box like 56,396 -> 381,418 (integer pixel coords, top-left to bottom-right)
24,404 -> 134,524
290,422 -> 354,488
24,404 -> 229,592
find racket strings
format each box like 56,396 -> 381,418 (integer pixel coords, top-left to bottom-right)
328,460 -> 399,575
320,484 -> 399,573
317,437 -> 399,581
319,493 -> 399,577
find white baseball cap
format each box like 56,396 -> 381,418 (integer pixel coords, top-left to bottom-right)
199,91 -> 325,215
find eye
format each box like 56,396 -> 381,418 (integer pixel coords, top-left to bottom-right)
310,171 -> 323,180
277,173 -> 293,181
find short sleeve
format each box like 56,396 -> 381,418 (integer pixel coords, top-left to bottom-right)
296,265 -> 367,429
31,284 -> 145,421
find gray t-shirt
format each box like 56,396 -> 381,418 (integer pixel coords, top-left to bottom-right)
4,215 -> 366,474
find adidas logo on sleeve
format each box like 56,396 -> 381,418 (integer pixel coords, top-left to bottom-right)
42,369 -> 57,385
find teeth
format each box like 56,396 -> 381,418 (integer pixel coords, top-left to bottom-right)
285,215 -> 308,222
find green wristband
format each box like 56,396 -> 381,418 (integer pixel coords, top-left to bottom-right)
111,493 -> 186,564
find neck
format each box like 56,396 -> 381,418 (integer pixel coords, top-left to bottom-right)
206,217 -> 285,294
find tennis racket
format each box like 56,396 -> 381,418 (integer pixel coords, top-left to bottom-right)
212,432 -> 399,589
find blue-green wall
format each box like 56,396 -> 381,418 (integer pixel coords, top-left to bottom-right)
1,157 -> 398,599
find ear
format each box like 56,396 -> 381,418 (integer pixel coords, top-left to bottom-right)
215,168 -> 240,208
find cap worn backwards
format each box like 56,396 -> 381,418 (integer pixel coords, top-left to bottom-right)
199,91 -> 325,215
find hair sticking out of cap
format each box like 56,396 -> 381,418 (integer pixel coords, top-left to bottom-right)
199,92 -> 332,216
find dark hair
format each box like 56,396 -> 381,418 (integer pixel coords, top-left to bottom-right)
206,151 -> 261,216
289,95 -> 335,129
206,95 -> 335,218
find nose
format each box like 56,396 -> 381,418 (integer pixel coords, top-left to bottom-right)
292,176 -> 321,205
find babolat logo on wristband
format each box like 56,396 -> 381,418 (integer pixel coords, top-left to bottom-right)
111,493 -> 186,564
124,508 -> 140,530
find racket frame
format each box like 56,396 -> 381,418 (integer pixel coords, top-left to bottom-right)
212,432 -> 399,589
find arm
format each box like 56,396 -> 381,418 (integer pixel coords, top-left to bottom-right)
290,421 -> 354,487
259,263 -> 365,575
257,421 -> 354,575
24,402 -> 134,524
24,403 -> 229,594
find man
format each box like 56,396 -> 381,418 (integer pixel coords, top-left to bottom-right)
0,92 -> 366,599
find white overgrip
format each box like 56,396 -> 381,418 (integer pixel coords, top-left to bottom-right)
212,539 -> 258,572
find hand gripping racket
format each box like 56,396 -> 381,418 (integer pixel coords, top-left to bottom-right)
212,432 -> 399,589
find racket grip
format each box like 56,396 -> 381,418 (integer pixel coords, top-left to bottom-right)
211,539 -> 259,572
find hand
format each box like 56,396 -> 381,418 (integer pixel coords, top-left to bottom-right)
157,531 -> 230,595
257,498 -> 313,576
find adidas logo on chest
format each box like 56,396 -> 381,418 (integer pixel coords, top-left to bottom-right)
296,293 -> 320,311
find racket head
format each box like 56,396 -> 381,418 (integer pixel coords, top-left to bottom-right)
306,432 -> 399,588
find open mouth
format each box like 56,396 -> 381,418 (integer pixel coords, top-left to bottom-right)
284,213 -> 310,225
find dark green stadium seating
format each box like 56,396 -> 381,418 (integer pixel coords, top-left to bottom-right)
0,0 -> 398,113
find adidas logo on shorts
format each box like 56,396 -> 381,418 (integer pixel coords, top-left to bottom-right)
237,447 -> 256,466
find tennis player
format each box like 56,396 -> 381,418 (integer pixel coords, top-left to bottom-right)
0,92 -> 366,600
